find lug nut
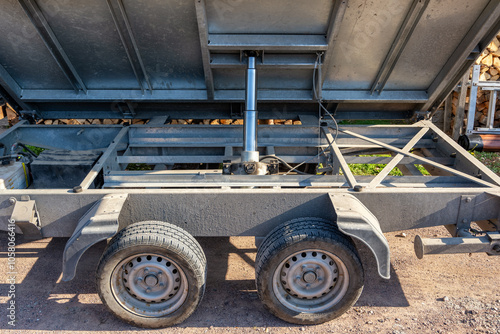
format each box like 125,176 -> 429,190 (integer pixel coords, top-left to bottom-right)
145,287 -> 151,293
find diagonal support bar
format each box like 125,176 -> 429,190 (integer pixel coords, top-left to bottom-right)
18,0 -> 87,93
367,127 -> 428,188
321,0 -> 349,86
0,64 -> 30,111
78,127 -> 129,191
195,0 -> 215,100
370,0 -> 429,94
322,127 -> 357,188
341,128 -> 499,188
107,0 -> 152,94
422,0 -> 500,113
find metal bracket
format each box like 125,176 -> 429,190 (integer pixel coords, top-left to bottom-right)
328,193 -> 390,279
10,195 -> 42,240
61,193 -> 128,281
486,232 -> 500,256
455,195 -> 477,236
115,101 -> 136,119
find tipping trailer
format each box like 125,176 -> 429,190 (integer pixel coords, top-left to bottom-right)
1,0 -> 500,328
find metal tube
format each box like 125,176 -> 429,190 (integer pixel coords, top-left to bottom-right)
243,55 -> 258,162
414,235 -> 493,259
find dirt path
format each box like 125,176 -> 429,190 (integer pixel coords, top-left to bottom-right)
1,226 -> 499,334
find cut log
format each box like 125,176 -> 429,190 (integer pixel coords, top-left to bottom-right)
488,37 -> 500,52
481,54 -> 493,67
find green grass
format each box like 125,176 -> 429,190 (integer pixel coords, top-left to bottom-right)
471,151 -> 500,175
25,145 -> 45,155
346,154 -> 430,176
126,163 -> 153,171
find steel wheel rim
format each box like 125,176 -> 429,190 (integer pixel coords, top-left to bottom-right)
272,249 -> 349,313
111,253 -> 188,317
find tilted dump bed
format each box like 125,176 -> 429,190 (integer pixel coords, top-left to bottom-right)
1,1 -> 500,328
0,0 -> 499,120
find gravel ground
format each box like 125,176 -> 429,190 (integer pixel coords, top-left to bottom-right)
1,226 -> 499,334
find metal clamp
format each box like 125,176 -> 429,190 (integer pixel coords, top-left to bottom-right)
10,195 -> 42,240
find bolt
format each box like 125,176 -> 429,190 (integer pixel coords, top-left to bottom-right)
466,197 -> 472,203
315,266 -> 320,271
145,287 -> 151,293
144,268 -> 149,274
9,197 -> 16,205
295,275 -> 301,281
318,277 -> 323,282
136,277 -> 143,283
493,245 -> 500,253
301,265 -> 307,270
157,271 -> 162,276
305,284 -> 311,289
159,282 -> 165,287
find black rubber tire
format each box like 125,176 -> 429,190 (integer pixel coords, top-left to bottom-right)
96,221 -> 206,328
256,217 -> 364,325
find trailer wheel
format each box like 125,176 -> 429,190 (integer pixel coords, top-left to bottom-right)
96,221 -> 206,328
255,218 -> 364,325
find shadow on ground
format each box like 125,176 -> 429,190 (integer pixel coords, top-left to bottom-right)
0,233 -> 408,331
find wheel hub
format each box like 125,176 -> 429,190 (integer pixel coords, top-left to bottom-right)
303,271 -> 317,284
281,251 -> 339,300
144,274 -> 159,287
114,254 -> 187,312
272,249 -> 350,313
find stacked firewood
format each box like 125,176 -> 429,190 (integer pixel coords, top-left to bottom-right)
38,118 -> 301,126
451,34 -> 500,131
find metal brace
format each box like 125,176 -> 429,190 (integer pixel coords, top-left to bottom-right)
114,101 -> 136,119
455,195 -> 477,237
10,195 -> 42,240
487,232 -> 500,256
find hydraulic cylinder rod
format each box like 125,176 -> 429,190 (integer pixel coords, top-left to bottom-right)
242,54 -> 258,162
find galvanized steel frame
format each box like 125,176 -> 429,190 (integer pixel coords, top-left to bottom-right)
0,120 -> 499,239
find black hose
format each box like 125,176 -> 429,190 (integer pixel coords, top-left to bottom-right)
17,143 -> 38,158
